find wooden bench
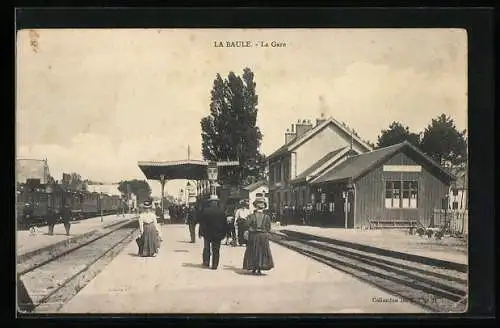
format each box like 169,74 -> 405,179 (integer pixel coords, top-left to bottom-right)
369,219 -> 418,229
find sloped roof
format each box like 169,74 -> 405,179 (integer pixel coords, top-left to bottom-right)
267,118 -> 373,159
290,147 -> 349,183
451,167 -> 468,189
137,160 -> 239,180
242,180 -> 268,191
311,141 -> 456,185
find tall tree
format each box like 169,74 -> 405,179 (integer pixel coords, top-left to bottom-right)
420,114 -> 467,166
117,179 -> 152,204
201,68 -> 264,186
376,122 -> 421,149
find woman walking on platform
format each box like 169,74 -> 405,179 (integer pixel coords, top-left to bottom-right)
136,201 -> 162,257
242,197 -> 274,275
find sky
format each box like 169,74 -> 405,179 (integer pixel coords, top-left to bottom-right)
16,28 -> 467,197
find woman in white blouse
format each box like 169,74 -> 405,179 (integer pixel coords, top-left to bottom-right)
136,201 -> 162,257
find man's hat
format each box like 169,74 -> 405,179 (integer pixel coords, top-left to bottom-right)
143,200 -> 153,208
253,197 -> 267,209
208,194 -> 219,201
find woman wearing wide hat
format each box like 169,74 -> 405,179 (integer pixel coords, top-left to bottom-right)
136,200 -> 162,257
242,197 -> 274,275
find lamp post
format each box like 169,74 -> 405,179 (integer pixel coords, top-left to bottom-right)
100,192 -> 104,223
186,180 -> 197,204
345,181 -> 354,229
120,195 -> 125,217
44,184 -> 54,235
46,184 -> 53,209
207,162 -> 218,197
160,174 -> 165,220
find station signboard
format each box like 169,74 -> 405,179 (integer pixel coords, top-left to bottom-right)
207,161 -> 218,181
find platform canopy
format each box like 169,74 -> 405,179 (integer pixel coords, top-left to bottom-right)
137,160 -> 240,181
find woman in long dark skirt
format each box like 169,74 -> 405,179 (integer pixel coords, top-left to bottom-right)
136,201 -> 162,257
242,197 -> 274,275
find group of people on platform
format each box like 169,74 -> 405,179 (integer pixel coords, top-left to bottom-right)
45,204 -> 72,236
134,196 -> 274,275
225,199 -> 252,247
195,195 -> 274,274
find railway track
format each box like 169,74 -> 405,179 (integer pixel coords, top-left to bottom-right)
18,211 -> 124,232
17,219 -> 139,313
269,230 -> 468,313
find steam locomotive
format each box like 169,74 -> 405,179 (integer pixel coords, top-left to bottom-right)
16,183 -> 126,230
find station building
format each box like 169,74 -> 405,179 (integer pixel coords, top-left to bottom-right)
309,141 -> 456,228
266,118 -> 456,229
266,117 -> 373,219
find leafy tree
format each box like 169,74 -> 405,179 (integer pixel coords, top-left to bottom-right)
201,68 -> 264,186
117,179 -> 152,204
47,174 -> 56,185
420,114 -> 467,166
376,122 -> 421,149
365,140 -> 376,149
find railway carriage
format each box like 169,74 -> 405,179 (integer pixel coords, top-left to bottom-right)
16,184 -> 124,230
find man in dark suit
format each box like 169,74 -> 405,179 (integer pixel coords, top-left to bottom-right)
61,202 -> 72,236
186,203 -> 198,243
46,205 -> 57,236
198,195 -> 227,270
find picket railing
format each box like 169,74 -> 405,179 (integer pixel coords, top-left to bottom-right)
432,209 -> 468,236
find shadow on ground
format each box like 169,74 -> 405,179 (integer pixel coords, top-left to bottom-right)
223,265 -> 266,276
181,262 -> 210,269
43,233 -> 70,236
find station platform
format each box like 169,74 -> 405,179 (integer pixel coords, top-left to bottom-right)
59,224 -> 427,314
17,214 -> 137,257
275,225 -> 467,265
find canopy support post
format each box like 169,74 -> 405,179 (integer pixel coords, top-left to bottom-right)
160,174 -> 165,215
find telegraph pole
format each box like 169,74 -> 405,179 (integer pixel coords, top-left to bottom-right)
100,192 -> 104,223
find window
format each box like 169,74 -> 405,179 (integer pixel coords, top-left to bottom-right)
329,202 -> 335,212
265,193 -> 270,198
452,188 -> 459,196
452,201 -> 459,210
385,180 -> 418,209
256,193 -> 263,197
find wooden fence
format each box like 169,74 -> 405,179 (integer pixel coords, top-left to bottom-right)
432,209 -> 468,236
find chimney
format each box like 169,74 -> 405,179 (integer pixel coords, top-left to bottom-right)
295,119 -> 313,137
316,112 -> 327,126
285,126 -> 296,144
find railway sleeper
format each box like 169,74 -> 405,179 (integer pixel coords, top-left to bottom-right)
276,230 -> 468,273
291,240 -> 466,301
273,238 -> 466,312
304,239 -> 468,287
18,225 -> 137,313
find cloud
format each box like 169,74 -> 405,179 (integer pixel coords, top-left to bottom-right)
17,29 -> 467,197
17,132 -> 198,197
325,62 -> 467,142
257,64 -> 466,154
